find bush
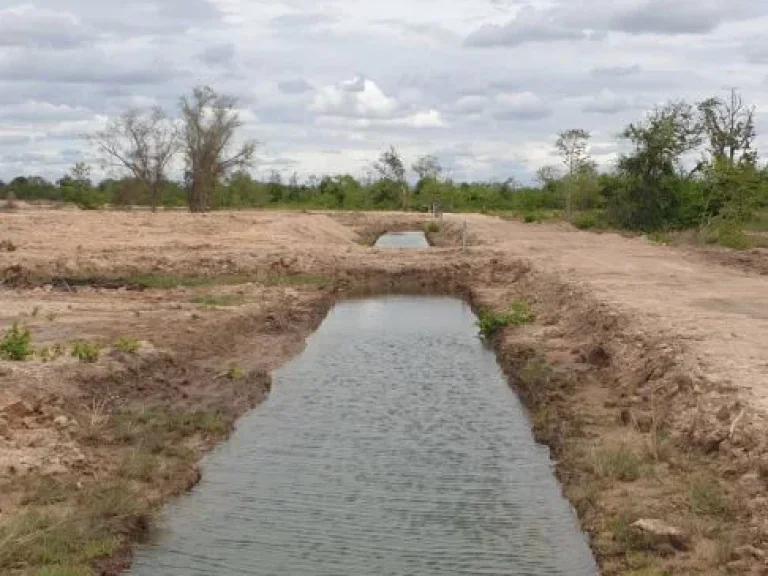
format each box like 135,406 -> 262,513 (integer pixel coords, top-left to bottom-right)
71,340 -> 101,363
114,337 -> 140,354
592,448 -> 643,481
477,300 -> 535,339
1,323 -> 32,361
573,211 -> 604,230
424,221 -> 440,234
705,220 -> 750,250
689,476 -> 729,516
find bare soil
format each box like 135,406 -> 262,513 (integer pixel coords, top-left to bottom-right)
1,209 -> 767,575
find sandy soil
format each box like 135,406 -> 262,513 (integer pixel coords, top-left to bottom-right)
1,209 -> 767,575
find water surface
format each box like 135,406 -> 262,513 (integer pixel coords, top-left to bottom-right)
130,296 -> 596,576
374,231 -> 430,248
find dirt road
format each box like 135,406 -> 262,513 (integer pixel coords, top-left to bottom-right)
1,209 -> 767,575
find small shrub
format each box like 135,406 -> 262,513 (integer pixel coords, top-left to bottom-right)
477,300 -> 535,339
227,364 -> 245,380
114,337 -> 140,354
0,239 -> 17,252
705,220 -> 750,250
573,212 -> 603,230
689,476 -> 729,516
32,306 -> 41,318
71,340 -> 101,363
1,323 -> 33,361
425,221 -> 440,234
46,312 -> 58,322
592,447 -> 643,481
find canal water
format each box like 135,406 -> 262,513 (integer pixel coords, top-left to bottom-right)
373,231 -> 430,249
129,295 -> 596,575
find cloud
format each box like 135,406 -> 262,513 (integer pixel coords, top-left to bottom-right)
312,77 -> 399,119
590,64 -> 643,78
581,90 -> 637,114
278,79 -> 314,94
0,5 -> 91,48
464,6 -> 587,47
609,0 -> 725,34
270,13 -> 337,29
199,43 -> 235,65
493,92 -> 552,121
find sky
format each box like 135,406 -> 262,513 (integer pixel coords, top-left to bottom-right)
1,0 -> 767,184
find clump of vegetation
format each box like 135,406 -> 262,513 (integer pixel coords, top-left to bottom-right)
114,337 -> 141,354
689,476 -> 729,516
46,311 -> 58,322
424,221 -> 440,234
31,305 -> 41,318
227,364 -> 245,380
1,323 -> 33,361
477,300 -> 536,339
71,340 -> 102,363
591,447 -> 643,481
0,239 -> 17,252
192,294 -> 245,308
573,211 -> 604,230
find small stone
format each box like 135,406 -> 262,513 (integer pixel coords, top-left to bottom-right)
631,519 -> 688,550
53,415 -> 69,428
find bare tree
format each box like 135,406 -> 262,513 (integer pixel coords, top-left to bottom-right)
556,129 -> 590,216
698,88 -> 756,166
412,154 -> 442,182
180,86 -> 255,212
90,107 -> 178,211
374,146 -> 408,210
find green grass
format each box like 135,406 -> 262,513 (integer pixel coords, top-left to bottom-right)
424,221 -> 440,234
192,295 -> 246,308
226,364 -> 246,381
126,274 -> 252,290
477,300 -> 536,339
1,323 -> 33,361
689,476 -> 729,517
572,211 -> 607,230
592,448 -> 643,481
71,340 -> 101,363
113,337 -> 141,354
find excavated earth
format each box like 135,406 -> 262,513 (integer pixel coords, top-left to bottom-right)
1,208 -> 767,575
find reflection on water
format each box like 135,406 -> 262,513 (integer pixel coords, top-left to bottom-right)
129,296 -> 597,576
374,231 -> 430,248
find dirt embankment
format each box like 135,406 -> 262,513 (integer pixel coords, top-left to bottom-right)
1,209 -> 767,575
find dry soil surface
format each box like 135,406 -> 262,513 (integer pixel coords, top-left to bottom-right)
1,209 -> 767,575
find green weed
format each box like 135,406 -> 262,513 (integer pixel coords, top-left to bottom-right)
689,476 -> 729,517
192,295 -> 245,308
1,323 -> 32,361
424,221 -> 440,234
592,447 -> 643,481
477,300 -> 536,339
227,364 -> 245,380
71,340 -> 101,363
113,337 -> 140,354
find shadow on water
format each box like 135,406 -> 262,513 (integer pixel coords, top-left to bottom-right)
128,296 -> 597,576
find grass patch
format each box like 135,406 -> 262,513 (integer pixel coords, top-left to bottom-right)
113,337 -> 141,354
126,274 -> 251,290
592,447 -> 643,481
71,340 -> 101,363
35,565 -> 93,576
192,294 -> 246,308
1,323 -> 33,361
226,364 -> 245,381
424,221 -> 440,234
572,211 -> 607,230
689,476 -> 729,517
477,300 -> 536,339
118,452 -> 158,483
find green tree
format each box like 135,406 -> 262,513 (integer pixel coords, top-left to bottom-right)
374,146 -> 408,210
556,129 -> 590,216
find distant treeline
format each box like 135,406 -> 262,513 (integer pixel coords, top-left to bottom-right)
2,87 -> 767,245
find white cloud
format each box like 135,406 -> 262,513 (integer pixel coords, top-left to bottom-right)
312,77 -> 399,118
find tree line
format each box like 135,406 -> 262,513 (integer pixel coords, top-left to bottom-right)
1,86 -> 766,244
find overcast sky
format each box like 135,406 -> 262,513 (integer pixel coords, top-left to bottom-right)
1,0 -> 767,184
